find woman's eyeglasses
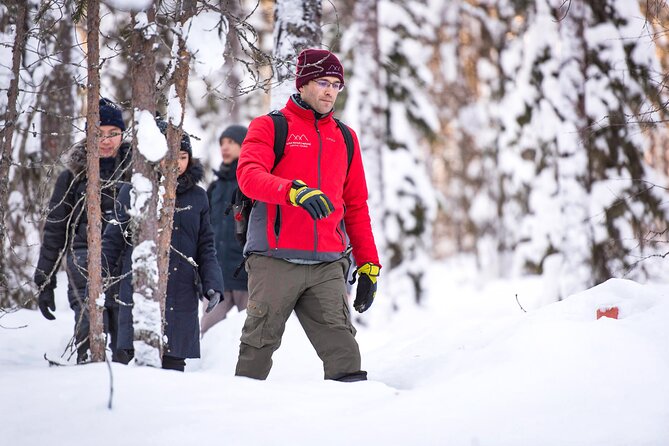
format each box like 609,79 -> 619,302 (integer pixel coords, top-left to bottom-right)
312,79 -> 345,92
99,131 -> 123,140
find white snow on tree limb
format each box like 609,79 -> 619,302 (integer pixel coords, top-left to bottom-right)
183,12 -> 227,78
136,109 -> 167,162
130,173 -> 153,217
167,85 -> 182,127
133,11 -> 157,40
106,0 -> 153,12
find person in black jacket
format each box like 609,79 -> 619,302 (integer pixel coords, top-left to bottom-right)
34,98 -> 130,364
102,121 -> 224,371
200,124 -> 249,335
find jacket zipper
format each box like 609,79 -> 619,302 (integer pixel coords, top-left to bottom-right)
314,119 -> 322,253
274,205 -> 281,247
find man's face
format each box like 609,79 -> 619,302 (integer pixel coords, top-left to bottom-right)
298,76 -> 343,115
220,137 -> 241,164
98,125 -> 123,158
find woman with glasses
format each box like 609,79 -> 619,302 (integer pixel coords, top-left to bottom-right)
33,97 -> 131,364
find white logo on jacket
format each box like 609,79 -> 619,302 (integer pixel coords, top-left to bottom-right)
287,134 -> 311,148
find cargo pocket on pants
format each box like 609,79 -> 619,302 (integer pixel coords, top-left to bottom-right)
342,294 -> 357,336
240,300 -> 269,349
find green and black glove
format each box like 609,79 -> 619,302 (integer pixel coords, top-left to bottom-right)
353,262 -> 380,313
289,180 -> 334,220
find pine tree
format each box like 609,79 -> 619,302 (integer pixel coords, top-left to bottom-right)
468,0 -> 669,297
129,3 -> 163,367
344,0 -> 438,306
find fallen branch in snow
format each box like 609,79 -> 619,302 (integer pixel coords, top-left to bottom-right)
105,348 -> 114,410
515,294 -> 527,313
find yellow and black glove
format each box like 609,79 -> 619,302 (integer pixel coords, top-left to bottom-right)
352,262 -> 380,313
289,180 -> 334,220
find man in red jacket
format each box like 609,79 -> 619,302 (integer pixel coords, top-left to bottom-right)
235,48 -> 381,382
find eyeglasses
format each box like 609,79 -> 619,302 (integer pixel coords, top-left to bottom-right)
312,79 -> 345,92
99,131 -> 123,140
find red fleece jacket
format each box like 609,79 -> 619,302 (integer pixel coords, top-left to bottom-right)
237,97 -> 380,267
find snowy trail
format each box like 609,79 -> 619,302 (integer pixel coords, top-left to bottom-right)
2,266 -> 669,445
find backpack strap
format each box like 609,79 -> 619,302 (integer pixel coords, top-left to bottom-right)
268,110 -> 288,171
333,117 -> 355,175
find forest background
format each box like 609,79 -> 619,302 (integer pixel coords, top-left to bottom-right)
1,0 -> 669,324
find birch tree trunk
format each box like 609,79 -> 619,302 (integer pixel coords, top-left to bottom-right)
85,0 -> 105,362
271,0 -> 322,109
130,4 -> 162,367
0,0 -> 28,308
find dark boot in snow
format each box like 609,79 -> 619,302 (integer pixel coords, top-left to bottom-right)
333,371 -> 368,382
162,355 -> 186,372
76,350 -> 89,364
113,349 -> 134,365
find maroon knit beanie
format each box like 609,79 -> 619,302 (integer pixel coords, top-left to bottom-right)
295,49 -> 345,90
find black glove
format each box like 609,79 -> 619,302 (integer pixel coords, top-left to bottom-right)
289,180 -> 334,220
353,263 -> 380,313
38,288 -> 56,320
205,289 -> 222,313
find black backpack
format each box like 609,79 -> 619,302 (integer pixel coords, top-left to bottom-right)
230,110 -> 355,248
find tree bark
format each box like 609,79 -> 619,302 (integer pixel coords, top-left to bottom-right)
39,13 -> 75,160
156,1 -> 196,321
85,0 -> 105,362
0,1 -> 28,308
221,0 -> 242,122
130,3 -> 162,367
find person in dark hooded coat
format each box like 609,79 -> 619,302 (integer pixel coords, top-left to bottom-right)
34,97 -> 130,364
101,122 -> 224,371
200,124 -> 249,335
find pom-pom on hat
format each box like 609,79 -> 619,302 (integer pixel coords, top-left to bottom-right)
155,118 -> 192,158
295,49 -> 344,91
99,98 -> 126,131
219,125 -> 248,146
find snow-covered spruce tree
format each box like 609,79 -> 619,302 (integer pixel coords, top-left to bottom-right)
343,0 -> 437,307
470,0 -> 669,298
425,0 -> 499,258
271,0 -> 322,109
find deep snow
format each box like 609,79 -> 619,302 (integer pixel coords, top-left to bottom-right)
2,259 -> 669,446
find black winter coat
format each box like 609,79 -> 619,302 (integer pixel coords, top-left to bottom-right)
102,160 -> 224,358
34,141 -> 131,298
207,160 -> 248,290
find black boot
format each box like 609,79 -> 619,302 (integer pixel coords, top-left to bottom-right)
76,348 -> 89,364
162,355 -> 186,372
333,370 -> 368,382
113,349 -> 135,365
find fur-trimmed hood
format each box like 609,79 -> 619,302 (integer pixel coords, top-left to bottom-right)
66,139 -> 132,181
177,158 -> 205,194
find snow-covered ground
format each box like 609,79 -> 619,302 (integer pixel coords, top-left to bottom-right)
2,259 -> 669,446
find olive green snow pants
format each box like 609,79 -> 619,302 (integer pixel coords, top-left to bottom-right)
235,255 -> 361,380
